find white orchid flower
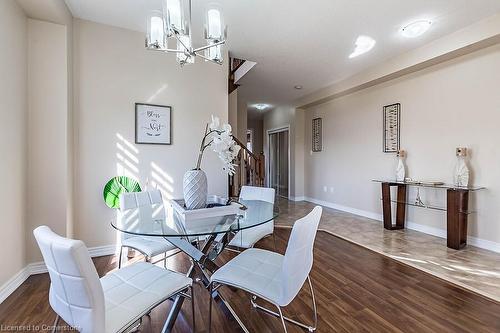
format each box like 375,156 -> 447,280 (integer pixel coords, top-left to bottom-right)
196,115 -> 241,175
209,115 -> 221,131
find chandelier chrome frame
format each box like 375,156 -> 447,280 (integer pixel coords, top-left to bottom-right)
145,0 -> 227,66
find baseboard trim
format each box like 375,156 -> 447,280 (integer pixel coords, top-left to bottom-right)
0,244 -> 117,304
301,196 -> 500,254
88,244 -> 118,258
0,267 -> 31,304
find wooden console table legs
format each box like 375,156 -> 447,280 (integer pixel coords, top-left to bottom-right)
377,181 -> 476,250
381,182 -> 407,230
447,189 -> 469,250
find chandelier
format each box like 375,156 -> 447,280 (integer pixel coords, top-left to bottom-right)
145,0 -> 227,66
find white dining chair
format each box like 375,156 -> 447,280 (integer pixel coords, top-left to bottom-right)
228,186 -> 276,250
118,190 -> 179,268
33,226 -> 194,333
209,206 -> 322,333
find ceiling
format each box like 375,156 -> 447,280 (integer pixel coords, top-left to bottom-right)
65,0 -> 500,114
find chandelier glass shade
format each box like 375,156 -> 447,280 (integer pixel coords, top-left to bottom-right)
146,0 -> 226,66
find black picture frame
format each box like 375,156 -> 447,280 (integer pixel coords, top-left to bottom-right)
135,103 -> 172,145
383,103 -> 400,153
312,117 -> 322,152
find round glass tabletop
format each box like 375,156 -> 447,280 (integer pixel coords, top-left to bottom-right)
111,199 -> 279,238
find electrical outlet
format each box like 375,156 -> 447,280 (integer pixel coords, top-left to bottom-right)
323,186 -> 328,192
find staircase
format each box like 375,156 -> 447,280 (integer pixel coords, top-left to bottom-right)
228,57 -> 257,94
229,136 -> 265,197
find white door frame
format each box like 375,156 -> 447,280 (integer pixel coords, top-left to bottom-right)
266,126 -> 290,199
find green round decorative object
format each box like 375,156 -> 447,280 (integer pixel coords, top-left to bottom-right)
103,176 -> 141,209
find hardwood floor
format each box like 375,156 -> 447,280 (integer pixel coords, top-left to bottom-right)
1,229 -> 499,332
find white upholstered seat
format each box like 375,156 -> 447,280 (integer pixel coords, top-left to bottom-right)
121,236 -> 173,257
118,190 -> 177,267
228,186 -> 275,249
102,262 -> 191,333
210,206 -> 322,332
211,248 -> 284,303
34,226 -> 193,333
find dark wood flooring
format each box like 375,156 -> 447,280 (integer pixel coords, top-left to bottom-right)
1,229 -> 499,332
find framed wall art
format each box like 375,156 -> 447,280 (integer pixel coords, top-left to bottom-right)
135,103 -> 172,145
312,117 -> 322,152
383,103 -> 400,153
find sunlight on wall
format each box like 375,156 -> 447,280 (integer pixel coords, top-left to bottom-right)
115,133 -> 140,252
147,84 -> 168,103
113,132 -> 179,252
150,161 -> 174,200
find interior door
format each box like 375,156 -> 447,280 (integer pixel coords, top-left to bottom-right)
269,129 -> 289,198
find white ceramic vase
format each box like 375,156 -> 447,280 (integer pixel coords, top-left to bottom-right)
396,150 -> 406,182
454,148 -> 469,187
183,169 -> 208,210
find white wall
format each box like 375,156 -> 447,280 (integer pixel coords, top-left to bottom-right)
236,95 -> 247,142
304,43 -> 500,245
73,19 -> 228,248
26,19 -> 68,262
228,89 -> 238,137
0,0 -> 28,287
263,106 -> 305,198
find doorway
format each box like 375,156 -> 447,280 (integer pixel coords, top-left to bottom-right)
268,128 -> 289,199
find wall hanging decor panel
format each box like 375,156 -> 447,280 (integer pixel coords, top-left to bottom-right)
383,103 -> 400,153
312,117 -> 322,152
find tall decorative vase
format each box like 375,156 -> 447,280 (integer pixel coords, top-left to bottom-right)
396,150 -> 406,182
183,169 -> 208,210
454,147 -> 469,187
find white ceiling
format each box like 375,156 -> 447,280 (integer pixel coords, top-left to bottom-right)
65,0 -> 500,113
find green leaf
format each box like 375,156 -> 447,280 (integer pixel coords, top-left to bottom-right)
103,176 -> 142,209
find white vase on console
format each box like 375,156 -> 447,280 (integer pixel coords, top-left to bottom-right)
396,150 -> 406,182
454,147 -> 469,187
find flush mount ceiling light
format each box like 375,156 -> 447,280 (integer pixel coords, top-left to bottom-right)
294,85 -> 303,90
253,104 -> 270,110
349,35 -> 376,58
401,20 -> 432,38
145,0 -> 227,66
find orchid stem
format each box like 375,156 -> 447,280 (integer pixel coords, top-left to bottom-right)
196,124 -> 209,169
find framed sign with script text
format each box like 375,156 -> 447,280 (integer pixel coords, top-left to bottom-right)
383,103 -> 400,153
135,103 -> 172,145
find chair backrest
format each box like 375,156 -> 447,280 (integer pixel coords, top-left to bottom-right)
279,206 -> 322,306
239,186 -> 275,204
119,190 -> 166,239
33,226 -> 105,333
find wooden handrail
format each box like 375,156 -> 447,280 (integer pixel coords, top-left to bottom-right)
229,135 -> 265,197
232,135 -> 258,160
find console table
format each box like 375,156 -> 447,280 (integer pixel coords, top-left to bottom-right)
372,180 -> 485,250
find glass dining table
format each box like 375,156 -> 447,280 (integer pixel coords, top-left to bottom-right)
111,199 -> 279,333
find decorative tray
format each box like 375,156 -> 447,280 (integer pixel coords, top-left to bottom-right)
170,195 -> 243,230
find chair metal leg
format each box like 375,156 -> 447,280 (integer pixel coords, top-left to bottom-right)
276,306 -> 288,333
250,275 -> 318,332
190,286 -> 196,332
208,283 -> 213,333
307,275 -> 318,330
118,246 -> 124,269
51,315 -> 60,333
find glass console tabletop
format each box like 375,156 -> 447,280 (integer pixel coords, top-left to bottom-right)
111,199 -> 279,238
372,179 -> 485,191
